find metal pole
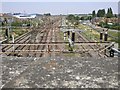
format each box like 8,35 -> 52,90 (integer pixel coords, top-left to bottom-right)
90,29 -> 92,39
71,31 -> 75,43
67,31 -> 70,38
104,31 -> 108,41
5,28 -> 9,38
5,28 -> 9,43
12,32 -> 15,52
104,29 -> 108,55
100,31 -> 103,42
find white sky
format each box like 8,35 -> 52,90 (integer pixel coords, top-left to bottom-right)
1,0 -> 119,14
1,0 -> 120,2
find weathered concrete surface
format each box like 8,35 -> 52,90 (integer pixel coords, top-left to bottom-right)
1,56 -> 119,88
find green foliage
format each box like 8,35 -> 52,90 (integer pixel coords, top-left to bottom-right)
80,16 -> 85,20
111,26 -> 120,30
98,22 -> 106,27
80,16 -> 92,20
11,20 -> 30,27
98,21 -> 120,30
92,10 -> 96,17
66,14 -> 76,21
114,14 -> 117,18
11,21 -> 22,26
92,7 -> 114,18
97,9 -> 105,17
12,28 -> 28,38
44,13 -> 51,16
106,8 -> 113,18
87,16 -> 92,20
66,14 -> 80,25
75,16 -> 80,20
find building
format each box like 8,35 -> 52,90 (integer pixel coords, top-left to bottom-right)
13,13 -> 37,19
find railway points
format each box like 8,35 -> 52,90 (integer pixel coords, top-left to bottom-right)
1,15 -> 119,88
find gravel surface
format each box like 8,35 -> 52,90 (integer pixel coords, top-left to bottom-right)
1,56 -> 119,88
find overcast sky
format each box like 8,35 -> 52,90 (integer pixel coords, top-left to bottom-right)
1,0 -> 120,2
1,2 -> 119,15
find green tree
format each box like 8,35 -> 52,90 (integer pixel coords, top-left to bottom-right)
109,8 -> 113,17
114,14 -> 117,18
92,10 -> 96,17
102,9 -> 106,17
106,8 -> 113,18
75,16 -> 80,20
44,13 -> 51,16
97,9 -> 105,17
66,14 -> 80,26
66,14 -> 75,21
80,16 -> 85,20
87,16 -> 92,20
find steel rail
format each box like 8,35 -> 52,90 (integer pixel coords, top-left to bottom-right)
1,42 -> 110,46
0,49 -> 99,54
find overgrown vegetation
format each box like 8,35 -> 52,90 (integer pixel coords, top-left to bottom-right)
11,21 -> 30,27
78,24 -> 100,41
80,16 -> 92,20
98,22 -> 120,30
1,18 -> 31,40
1,28 -> 28,40
1,18 -> 31,27
66,14 -> 80,26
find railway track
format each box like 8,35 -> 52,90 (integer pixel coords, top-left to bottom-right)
15,18 -> 54,57
2,31 -> 32,51
1,16 -> 109,58
77,32 -> 106,58
1,17 -> 63,57
77,32 -> 92,57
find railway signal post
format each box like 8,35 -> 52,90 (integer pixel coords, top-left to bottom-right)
5,28 -> 8,38
104,29 -> 108,41
5,28 -> 10,43
12,32 -> 15,52
71,31 -> 75,47
67,31 -> 70,38
104,29 -> 108,55
100,30 -> 103,42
